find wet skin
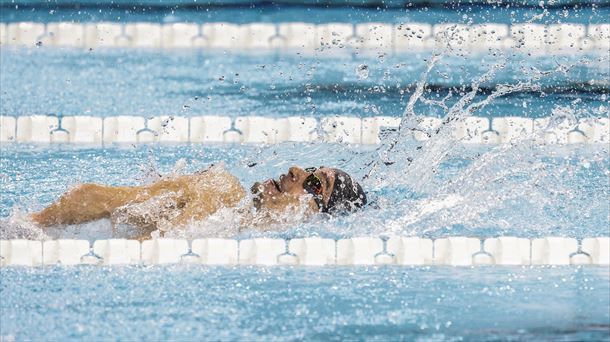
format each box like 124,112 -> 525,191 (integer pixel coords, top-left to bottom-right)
31,166 -> 340,239
251,166 -> 337,212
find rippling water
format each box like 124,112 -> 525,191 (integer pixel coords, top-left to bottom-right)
1,265 -> 609,341
1,48 -> 607,118
1,4 -> 609,340
2,1 -> 609,24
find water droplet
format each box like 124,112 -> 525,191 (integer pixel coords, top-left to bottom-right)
356,64 -> 369,80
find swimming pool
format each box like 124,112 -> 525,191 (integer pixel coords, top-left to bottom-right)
1,141 -> 608,340
1,1 -> 609,341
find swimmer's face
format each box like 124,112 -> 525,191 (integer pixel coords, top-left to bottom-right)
251,166 -> 336,212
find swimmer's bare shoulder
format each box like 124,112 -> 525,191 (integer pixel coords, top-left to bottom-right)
166,166 -> 246,224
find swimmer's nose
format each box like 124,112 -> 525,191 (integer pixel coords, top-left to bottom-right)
284,166 -> 308,183
289,166 -> 307,177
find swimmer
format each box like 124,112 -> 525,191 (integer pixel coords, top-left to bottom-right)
30,166 -> 366,240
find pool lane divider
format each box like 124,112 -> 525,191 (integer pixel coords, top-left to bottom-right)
1,236 -> 608,266
0,115 -> 608,145
0,22 -> 608,53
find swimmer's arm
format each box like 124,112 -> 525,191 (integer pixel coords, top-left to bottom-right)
32,183 -> 140,227
166,197 -> 214,227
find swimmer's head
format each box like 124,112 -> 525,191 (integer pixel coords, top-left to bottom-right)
251,166 -> 367,215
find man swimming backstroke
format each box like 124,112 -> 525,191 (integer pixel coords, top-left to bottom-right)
31,166 -> 367,240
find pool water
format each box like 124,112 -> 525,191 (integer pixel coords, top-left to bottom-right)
1,48 -> 607,118
2,1 -> 609,25
1,265 -> 609,341
1,1 -> 609,341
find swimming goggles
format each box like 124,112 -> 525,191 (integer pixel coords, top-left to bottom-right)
303,167 -> 325,210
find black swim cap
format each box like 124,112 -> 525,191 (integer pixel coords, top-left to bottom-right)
323,168 -> 367,215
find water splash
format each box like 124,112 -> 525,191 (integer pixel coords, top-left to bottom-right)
352,50 -> 609,238
0,208 -> 48,240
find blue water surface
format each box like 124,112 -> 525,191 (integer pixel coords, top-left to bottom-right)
1,0 -> 609,24
1,265 -> 609,341
1,48 -> 607,118
1,3 -> 609,341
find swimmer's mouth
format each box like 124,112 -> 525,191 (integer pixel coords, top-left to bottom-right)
250,178 -> 281,196
272,179 -> 281,192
